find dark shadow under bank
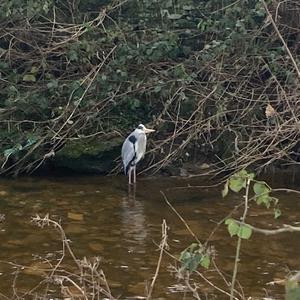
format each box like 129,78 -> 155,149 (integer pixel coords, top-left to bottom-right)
3,160 -> 300,192
1,136 -> 300,186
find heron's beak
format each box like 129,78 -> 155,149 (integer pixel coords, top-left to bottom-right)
144,127 -> 155,133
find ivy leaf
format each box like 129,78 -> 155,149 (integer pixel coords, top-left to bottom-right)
23,74 -> 36,82
200,254 -> 210,269
229,177 -> 245,193
179,243 -> 197,264
247,172 -> 255,180
253,181 -> 270,196
69,49 -> 78,62
179,244 -> 208,272
188,252 -> 202,272
256,194 -> 272,208
286,277 -> 300,300
129,98 -> 140,109
225,218 -> 239,237
30,66 -> 39,74
236,169 -> 248,177
238,224 -> 252,239
180,251 -> 198,271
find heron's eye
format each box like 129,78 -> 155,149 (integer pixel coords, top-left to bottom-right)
137,125 -> 144,130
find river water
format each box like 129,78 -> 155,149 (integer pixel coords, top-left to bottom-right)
0,175 -> 299,299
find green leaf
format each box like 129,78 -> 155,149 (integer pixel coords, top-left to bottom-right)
188,253 -> 202,272
256,194 -> 272,208
254,181 -> 272,207
253,181 -> 270,196
222,181 -> 229,198
225,218 -> 239,237
69,50 -> 78,61
129,98 -> 140,109
236,169 -> 248,177
228,222 -> 239,237
200,254 -> 210,269
229,177 -> 245,192
286,277 -> 300,300
179,250 -> 191,264
228,170 -> 253,192
238,224 -> 252,239
30,66 -> 39,74
180,250 -> 199,271
179,244 -> 208,272
168,13 -> 182,20
247,172 -> 255,180
22,74 -> 36,82
179,243 -> 197,261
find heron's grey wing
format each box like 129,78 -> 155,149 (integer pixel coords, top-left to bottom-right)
121,137 -> 135,174
135,133 -> 147,162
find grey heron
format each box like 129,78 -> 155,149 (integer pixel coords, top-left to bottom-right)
121,124 -> 155,184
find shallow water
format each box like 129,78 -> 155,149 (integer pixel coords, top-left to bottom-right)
0,175 -> 299,299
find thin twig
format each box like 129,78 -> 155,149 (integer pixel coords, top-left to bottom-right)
161,191 -> 202,245
230,178 -> 250,300
146,219 -> 168,300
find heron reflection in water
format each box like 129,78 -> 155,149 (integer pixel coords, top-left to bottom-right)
121,187 -> 148,246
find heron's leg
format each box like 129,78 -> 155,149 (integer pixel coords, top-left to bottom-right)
128,167 -> 132,185
133,166 -> 136,184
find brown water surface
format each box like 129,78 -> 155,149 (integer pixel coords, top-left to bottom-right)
0,175 -> 299,299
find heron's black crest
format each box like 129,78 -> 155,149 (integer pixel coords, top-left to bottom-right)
128,135 -> 137,144
137,125 -> 144,129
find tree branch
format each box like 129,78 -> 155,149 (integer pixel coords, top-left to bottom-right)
235,222 -> 300,235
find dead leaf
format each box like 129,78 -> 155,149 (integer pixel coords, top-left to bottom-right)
67,212 -> 84,221
22,262 -> 49,276
265,104 -> 276,118
89,242 -> 104,252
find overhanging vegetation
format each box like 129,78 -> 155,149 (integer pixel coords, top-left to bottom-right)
0,0 -> 299,175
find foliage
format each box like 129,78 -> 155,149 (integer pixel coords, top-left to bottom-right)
225,218 -> 253,239
171,170 -> 300,299
221,170 -> 299,300
286,274 -> 300,300
0,0 -> 299,175
223,170 -> 281,239
179,243 -> 210,272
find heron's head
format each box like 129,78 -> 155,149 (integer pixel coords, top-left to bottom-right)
137,124 -> 155,133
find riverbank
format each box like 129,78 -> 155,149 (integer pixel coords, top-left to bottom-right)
1,0 -> 299,177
